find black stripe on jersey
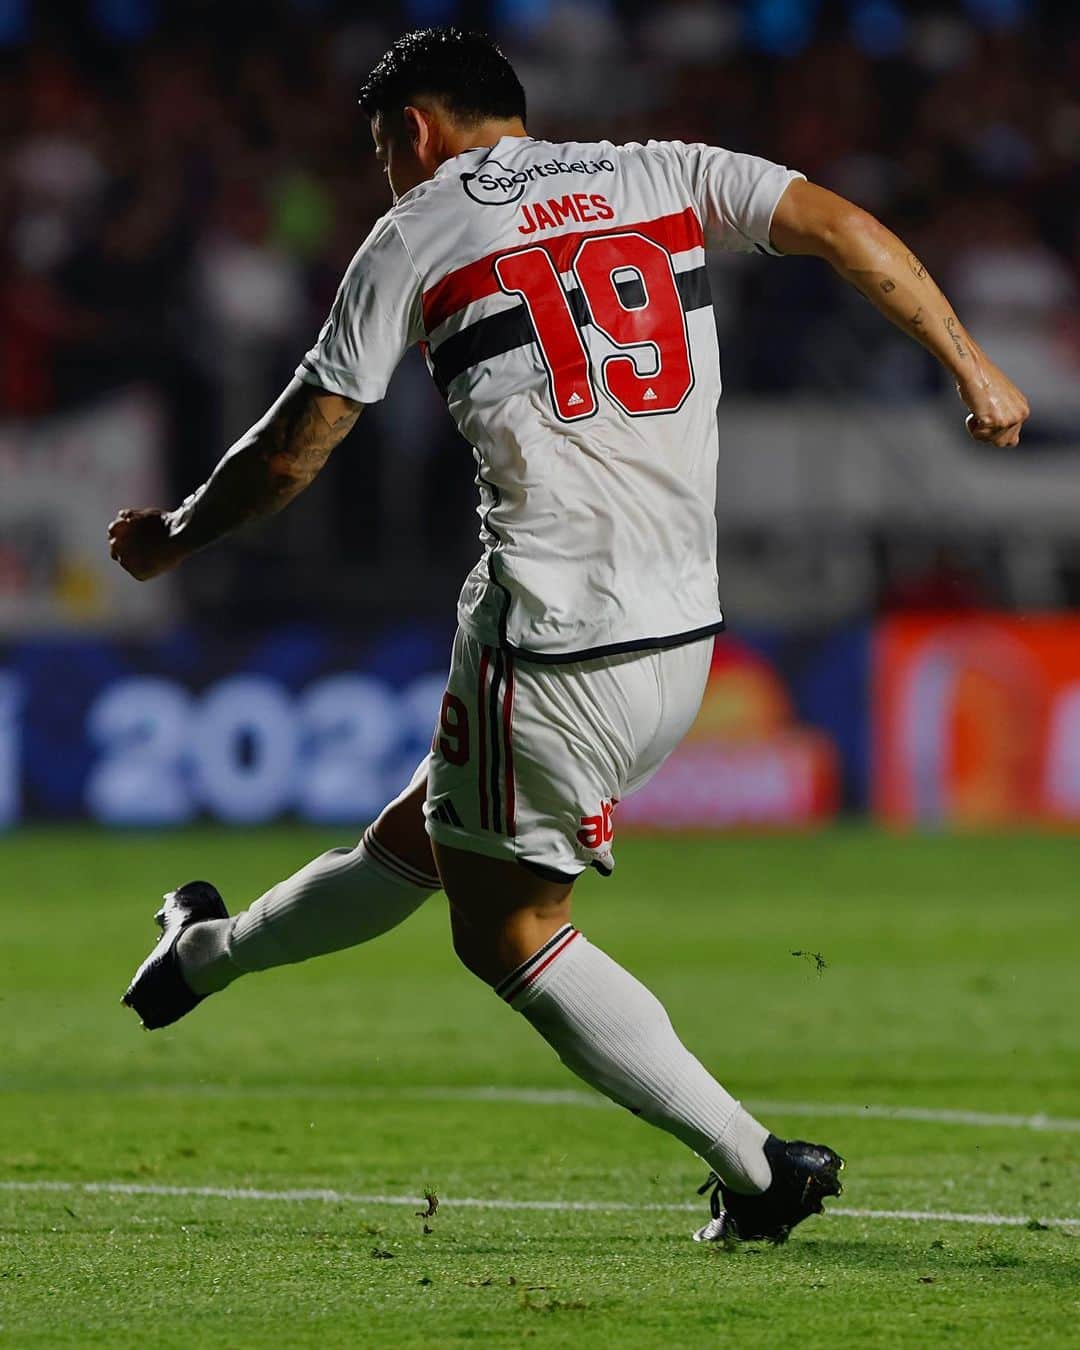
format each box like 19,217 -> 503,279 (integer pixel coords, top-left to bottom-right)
673,264 -> 712,313
431,304 -> 534,396
430,264 -> 712,392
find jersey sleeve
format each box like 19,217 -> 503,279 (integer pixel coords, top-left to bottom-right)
678,143 -> 804,257
296,214 -> 422,404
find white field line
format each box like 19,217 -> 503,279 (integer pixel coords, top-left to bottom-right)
748,1099 -> 1080,1134
414,1088 -> 1080,1133
1,1179 -> 1077,1230
60,1083 -> 1080,1134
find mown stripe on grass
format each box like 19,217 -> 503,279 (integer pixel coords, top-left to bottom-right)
3,1180 -> 1078,1230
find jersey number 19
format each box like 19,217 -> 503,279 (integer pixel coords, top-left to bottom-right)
494,231 -> 695,422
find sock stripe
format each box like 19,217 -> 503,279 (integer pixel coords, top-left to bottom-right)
362,829 -> 440,891
496,926 -> 580,1003
502,930 -> 581,1004
365,831 -> 440,889
362,830 -> 426,885
494,924 -> 574,998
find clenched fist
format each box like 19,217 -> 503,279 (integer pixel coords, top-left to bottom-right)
108,508 -> 184,581
958,359 -> 1030,448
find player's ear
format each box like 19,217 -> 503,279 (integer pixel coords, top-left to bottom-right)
402,104 -> 432,161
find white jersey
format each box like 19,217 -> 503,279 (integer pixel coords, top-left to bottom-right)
297,135 -> 802,662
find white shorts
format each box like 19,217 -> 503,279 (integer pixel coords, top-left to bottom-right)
425,628 -> 712,880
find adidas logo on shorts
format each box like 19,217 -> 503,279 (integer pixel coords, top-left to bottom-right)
430,798 -> 463,827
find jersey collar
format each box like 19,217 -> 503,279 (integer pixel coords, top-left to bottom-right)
435,135 -> 535,180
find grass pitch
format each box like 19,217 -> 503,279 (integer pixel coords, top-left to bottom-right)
3,827 -> 1078,1347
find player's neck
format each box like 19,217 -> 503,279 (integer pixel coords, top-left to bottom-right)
443,118 -> 528,159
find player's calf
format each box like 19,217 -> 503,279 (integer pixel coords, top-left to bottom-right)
436,841 -> 791,1212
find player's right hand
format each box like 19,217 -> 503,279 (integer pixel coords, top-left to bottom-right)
957,360 -> 1030,448
108,508 -> 184,581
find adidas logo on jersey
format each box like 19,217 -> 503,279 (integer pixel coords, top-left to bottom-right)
567,391 -> 585,407
643,387 -> 657,401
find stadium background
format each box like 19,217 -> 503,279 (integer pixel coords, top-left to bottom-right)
2,0 -> 1078,833
3,5 -> 1080,1346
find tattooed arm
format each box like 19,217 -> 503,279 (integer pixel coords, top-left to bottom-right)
108,379 -> 362,580
770,180 -> 1030,447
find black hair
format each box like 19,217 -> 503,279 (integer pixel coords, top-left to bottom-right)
357,27 -> 526,127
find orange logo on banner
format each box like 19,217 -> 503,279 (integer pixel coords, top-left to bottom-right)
874,615 -> 1080,826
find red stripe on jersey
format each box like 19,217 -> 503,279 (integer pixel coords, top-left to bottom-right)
421,206 -> 704,335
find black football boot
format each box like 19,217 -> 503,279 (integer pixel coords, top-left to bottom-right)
121,882 -> 228,1030
693,1135 -> 844,1244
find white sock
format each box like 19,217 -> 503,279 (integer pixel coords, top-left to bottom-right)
497,926 -> 772,1194
177,828 -> 439,996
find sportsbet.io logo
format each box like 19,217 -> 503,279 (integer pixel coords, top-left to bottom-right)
461,155 -> 615,206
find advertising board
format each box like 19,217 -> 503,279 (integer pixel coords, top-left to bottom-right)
874,614 -> 1080,826
0,624 -> 866,829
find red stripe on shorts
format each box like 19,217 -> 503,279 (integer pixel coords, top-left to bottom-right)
502,653 -> 516,838
477,646 -> 491,831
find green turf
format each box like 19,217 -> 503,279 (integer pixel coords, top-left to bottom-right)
2,827 -> 1078,1347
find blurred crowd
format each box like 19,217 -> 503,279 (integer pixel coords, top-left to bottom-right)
2,0 -> 1078,624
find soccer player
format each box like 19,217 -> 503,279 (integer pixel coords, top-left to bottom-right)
110,28 -> 1029,1243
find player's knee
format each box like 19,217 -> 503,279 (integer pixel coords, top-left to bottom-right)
449,901 -> 574,989
448,906 -> 537,986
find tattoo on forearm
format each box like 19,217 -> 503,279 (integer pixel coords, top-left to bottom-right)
944,315 -> 967,359
880,279 -> 896,293
172,387 -> 361,552
906,252 -> 927,281
910,307 -> 925,330
262,391 -> 360,494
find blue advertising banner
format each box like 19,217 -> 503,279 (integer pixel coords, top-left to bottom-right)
0,622 -> 870,827
1,624 -> 452,828
740,623 -> 872,813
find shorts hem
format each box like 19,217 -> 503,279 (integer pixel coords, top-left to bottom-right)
425,818 -> 587,879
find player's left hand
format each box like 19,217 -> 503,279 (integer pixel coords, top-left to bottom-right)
957,359 -> 1030,448
108,508 -> 184,580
